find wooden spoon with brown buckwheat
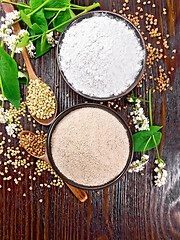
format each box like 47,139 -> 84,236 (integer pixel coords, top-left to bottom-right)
19,130 -> 88,203
2,1 -> 57,126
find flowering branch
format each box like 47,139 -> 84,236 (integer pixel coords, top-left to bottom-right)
0,1 -> 100,58
0,12 -> 36,57
127,90 -> 167,187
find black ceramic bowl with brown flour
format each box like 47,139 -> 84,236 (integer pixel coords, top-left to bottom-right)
47,104 -> 133,190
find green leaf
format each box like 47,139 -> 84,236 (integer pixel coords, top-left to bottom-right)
133,126 -> 163,152
53,9 -> 73,32
44,10 -> 56,19
29,0 -> 48,31
31,9 -> 48,32
17,33 -> 29,47
18,71 -> 29,87
31,23 -> 44,34
0,47 -> 20,109
30,0 -> 43,11
48,8 -> 67,26
35,34 -> 51,58
29,0 -> 70,29
20,10 -> 32,28
148,126 -> 163,133
43,0 -> 70,9
44,0 -> 70,21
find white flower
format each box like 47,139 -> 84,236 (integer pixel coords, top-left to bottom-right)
5,10 -> 20,26
154,159 -> 167,187
138,108 -> 144,114
135,116 -> 141,121
136,103 -> 141,108
0,24 -> 7,32
142,154 -> 149,160
0,107 -> 6,123
4,29 -> 35,57
5,34 -> 20,52
26,40 -> 36,58
0,94 -> 7,102
128,154 -> 149,173
5,123 -> 17,137
46,32 -> 56,47
4,111 -> 11,122
1,16 -> 5,22
158,162 -> 165,168
0,105 -> 13,126
127,97 -> 134,102
133,109 -> 139,115
132,116 -> 137,124
0,23 -> 11,41
154,180 -> 163,187
157,172 -> 161,179
129,98 -> 150,131
18,29 -> 28,38
162,169 -> 167,177
0,11 -> 21,47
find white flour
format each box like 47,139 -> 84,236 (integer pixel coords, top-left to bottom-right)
59,13 -> 145,98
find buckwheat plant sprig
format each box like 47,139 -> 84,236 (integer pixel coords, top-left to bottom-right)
152,130 -> 166,187
0,95 -> 17,137
127,93 -> 150,172
127,90 -> 167,187
128,97 -> 150,131
0,12 -> 36,57
154,159 -> 167,187
0,0 -> 100,58
128,154 -> 149,173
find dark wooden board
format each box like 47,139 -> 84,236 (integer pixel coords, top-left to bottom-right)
0,0 -> 180,239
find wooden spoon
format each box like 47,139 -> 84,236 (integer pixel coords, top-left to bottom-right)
2,1 -> 57,126
19,130 -> 88,203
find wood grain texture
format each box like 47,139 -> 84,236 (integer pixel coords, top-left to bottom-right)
0,0 -> 180,239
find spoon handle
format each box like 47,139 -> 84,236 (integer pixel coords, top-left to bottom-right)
41,150 -> 88,203
65,183 -> 88,203
1,1 -> 38,80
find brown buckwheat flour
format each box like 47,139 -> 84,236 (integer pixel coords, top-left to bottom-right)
51,107 -> 130,186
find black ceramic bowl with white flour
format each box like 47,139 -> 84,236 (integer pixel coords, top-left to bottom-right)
57,11 -> 146,101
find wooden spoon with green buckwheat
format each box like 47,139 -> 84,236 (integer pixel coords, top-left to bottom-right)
2,1 -> 57,126
19,130 -> 88,203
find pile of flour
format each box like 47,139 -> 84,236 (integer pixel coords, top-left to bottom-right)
51,107 -> 130,186
59,13 -> 145,98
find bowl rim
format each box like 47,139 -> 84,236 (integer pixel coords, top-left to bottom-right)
47,103 -> 134,190
56,10 -> 147,101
